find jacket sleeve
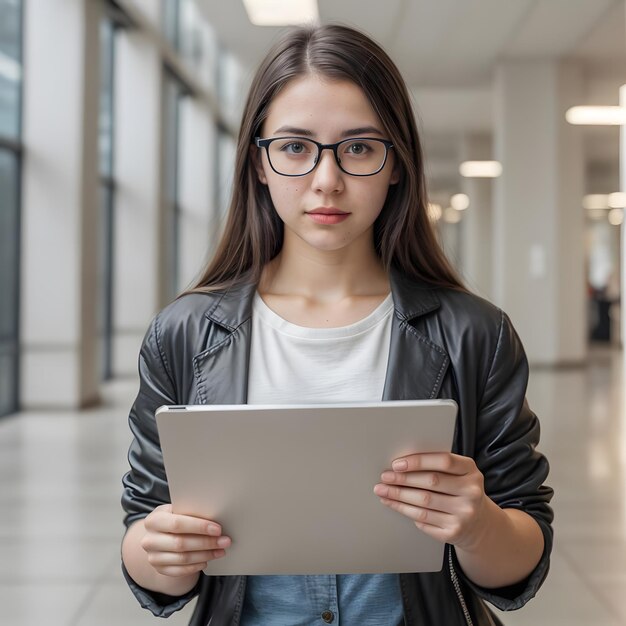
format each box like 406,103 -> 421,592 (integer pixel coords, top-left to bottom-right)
454,309 -> 554,611
120,314 -> 202,617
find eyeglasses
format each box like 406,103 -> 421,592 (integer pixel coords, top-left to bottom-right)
254,136 -> 394,177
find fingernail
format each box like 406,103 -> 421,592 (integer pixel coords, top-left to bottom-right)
374,484 -> 388,497
207,523 -> 220,535
217,536 -> 231,548
381,471 -> 395,482
392,459 -> 407,471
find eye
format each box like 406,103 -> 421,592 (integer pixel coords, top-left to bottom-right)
279,141 -> 310,155
344,141 -> 372,156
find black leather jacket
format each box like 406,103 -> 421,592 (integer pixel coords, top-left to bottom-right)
121,269 -> 553,625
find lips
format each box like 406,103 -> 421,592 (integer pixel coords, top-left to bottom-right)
306,207 -> 350,215
306,210 -> 350,225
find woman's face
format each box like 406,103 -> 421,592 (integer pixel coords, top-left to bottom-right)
255,74 -> 399,256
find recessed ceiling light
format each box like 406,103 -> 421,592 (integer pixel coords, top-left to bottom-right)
242,0 -> 319,26
450,193 -> 470,211
459,161 -> 502,178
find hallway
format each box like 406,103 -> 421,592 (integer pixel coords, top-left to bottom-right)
0,347 -> 624,625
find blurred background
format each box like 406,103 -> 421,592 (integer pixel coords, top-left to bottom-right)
0,1 -> 625,624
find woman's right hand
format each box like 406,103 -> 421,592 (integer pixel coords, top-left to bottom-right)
141,503 -> 231,577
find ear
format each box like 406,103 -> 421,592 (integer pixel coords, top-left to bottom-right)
389,162 -> 401,185
387,150 -> 401,185
250,144 -> 268,185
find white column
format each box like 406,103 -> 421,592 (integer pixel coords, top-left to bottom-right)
494,61 -> 586,366
459,133 -> 493,300
178,97 -> 218,290
20,0 -> 101,408
112,13 -> 164,377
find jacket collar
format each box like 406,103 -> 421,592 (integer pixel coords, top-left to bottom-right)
195,267 -> 448,404
203,281 -> 257,331
204,266 -> 441,329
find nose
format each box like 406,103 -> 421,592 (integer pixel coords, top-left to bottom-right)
311,147 -> 344,194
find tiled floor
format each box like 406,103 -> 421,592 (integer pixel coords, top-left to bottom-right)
0,345 -> 624,625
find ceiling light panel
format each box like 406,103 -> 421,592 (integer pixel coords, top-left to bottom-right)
242,0 -> 319,26
565,106 -> 626,125
459,161 -> 502,178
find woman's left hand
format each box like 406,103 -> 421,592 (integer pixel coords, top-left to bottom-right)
373,452 -> 490,552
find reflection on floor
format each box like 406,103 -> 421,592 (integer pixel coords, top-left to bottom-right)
0,345 -> 624,625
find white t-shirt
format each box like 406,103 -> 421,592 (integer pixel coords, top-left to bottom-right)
243,292 -> 403,626
247,291 -> 394,404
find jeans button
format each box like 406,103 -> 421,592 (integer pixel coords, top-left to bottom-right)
321,610 -> 334,623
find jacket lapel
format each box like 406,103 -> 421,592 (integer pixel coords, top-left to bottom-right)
382,269 -> 450,401
192,282 -> 256,405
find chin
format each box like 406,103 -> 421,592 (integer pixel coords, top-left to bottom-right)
288,226 -> 372,254
306,238 -> 358,253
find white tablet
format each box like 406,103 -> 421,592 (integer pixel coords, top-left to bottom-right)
155,399 -> 457,576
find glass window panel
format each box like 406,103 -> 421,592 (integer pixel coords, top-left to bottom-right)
178,0 -> 203,70
164,76 -> 181,205
99,18 -> 114,177
161,0 -> 180,49
0,148 -> 18,338
0,349 -> 17,417
0,147 -> 19,416
97,184 -> 114,380
161,0 -> 217,94
195,17 -> 218,92
0,0 -> 22,139
98,18 -> 115,379
163,73 -> 184,300
217,50 -> 244,127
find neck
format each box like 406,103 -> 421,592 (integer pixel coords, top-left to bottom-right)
260,231 -> 390,303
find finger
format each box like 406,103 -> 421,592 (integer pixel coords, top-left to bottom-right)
146,510 -> 222,537
148,549 -> 226,567
154,560 -> 220,577
143,533 -> 231,554
378,496 -> 450,529
379,469 -> 463,495
153,549 -> 227,577
391,452 -> 474,475
374,484 -> 454,513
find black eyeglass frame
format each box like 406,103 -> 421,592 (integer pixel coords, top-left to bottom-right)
254,136 -> 395,177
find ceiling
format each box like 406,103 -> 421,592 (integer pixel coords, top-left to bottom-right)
199,0 -> 625,86
198,0 -> 626,191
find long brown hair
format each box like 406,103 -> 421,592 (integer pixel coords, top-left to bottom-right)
186,24 -> 465,294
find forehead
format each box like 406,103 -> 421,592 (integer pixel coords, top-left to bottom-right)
262,75 -> 383,136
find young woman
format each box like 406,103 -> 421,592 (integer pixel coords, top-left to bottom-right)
121,24 -> 553,626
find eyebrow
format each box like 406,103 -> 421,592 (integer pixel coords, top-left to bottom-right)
272,125 -> 384,138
